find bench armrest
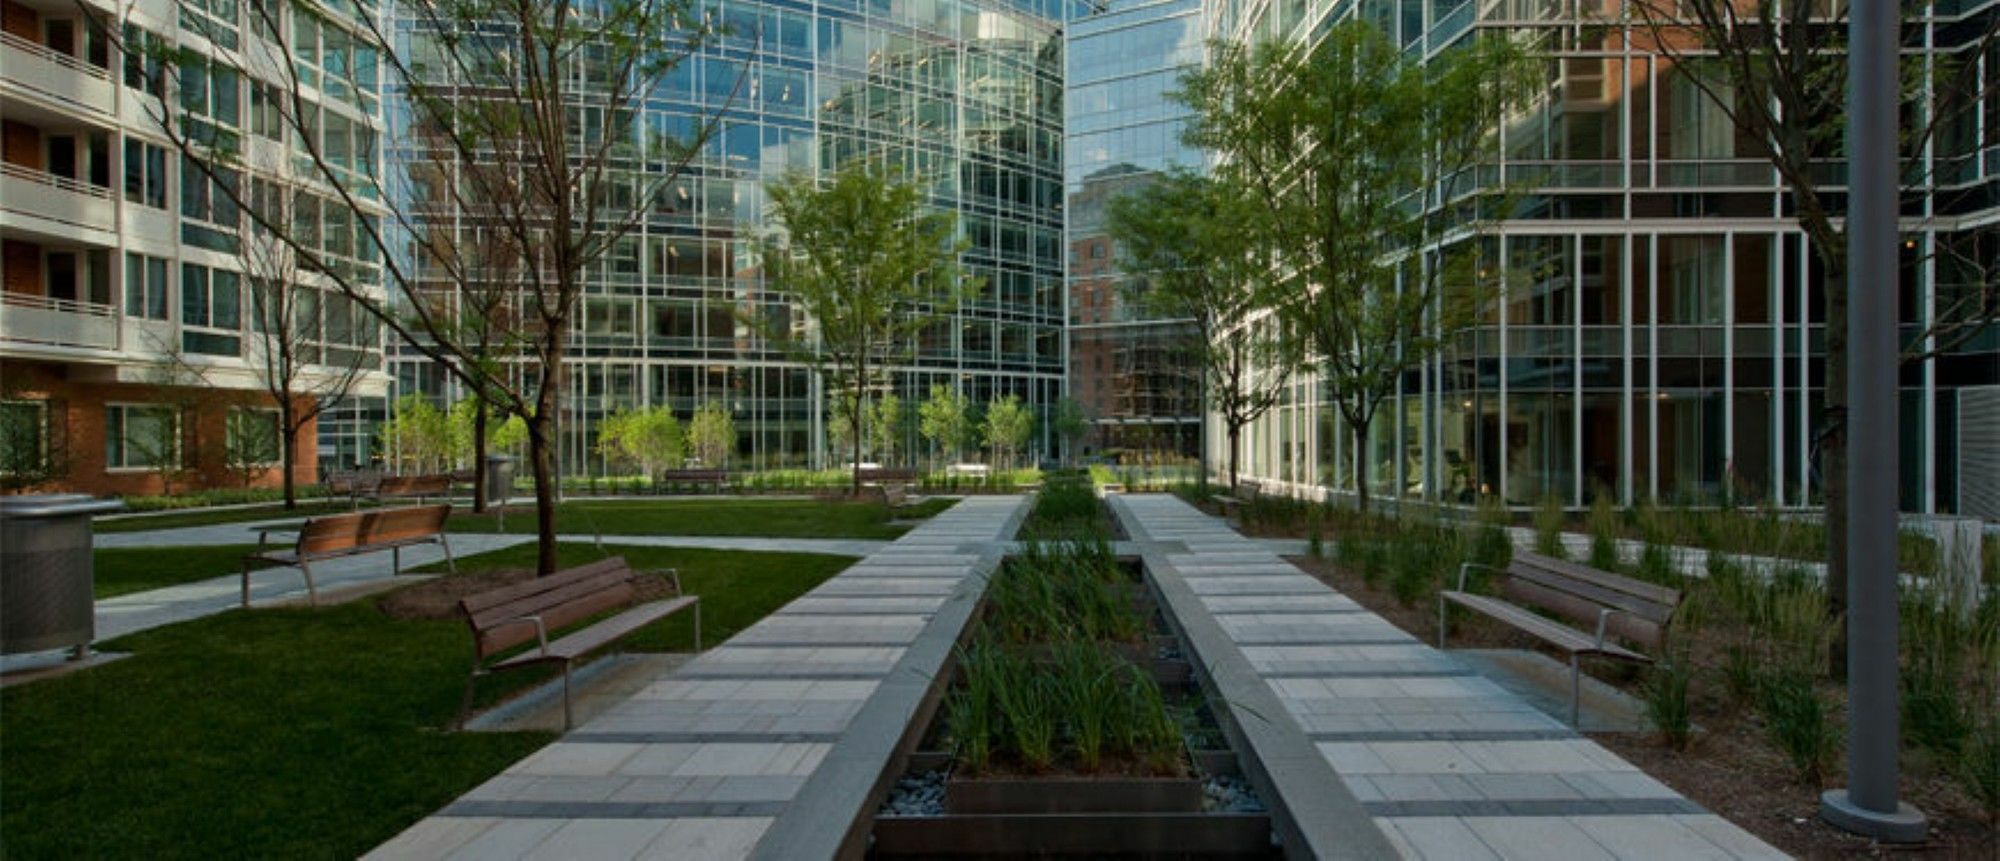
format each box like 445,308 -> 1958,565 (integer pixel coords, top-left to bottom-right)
1593,607 -> 1624,650
1455,562 -> 1503,592
642,568 -> 684,596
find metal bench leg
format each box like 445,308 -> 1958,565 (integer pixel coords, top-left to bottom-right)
440,534 -> 457,574
392,545 -> 401,575
562,663 -> 575,731
457,669 -> 480,730
241,560 -> 253,608
301,559 -> 318,606
1437,596 -> 1448,650
1570,653 -> 1582,729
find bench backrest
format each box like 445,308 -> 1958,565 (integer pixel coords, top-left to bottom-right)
295,504 -> 451,556
662,469 -> 727,480
856,468 -> 917,482
459,556 -> 640,658
380,474 -> 452,495
326,470 -> 382,493
1502,551 -> 1681,651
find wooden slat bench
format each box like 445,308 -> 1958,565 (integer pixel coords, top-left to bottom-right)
660,468 -> 729,493
325,470 -> 383,508
457,556 -> 701,729
854,467 -> 918,484
1438,550 -> 1682,725
374,474 -> 454,503
242,504 -> 454,608
868,483 -> 910,508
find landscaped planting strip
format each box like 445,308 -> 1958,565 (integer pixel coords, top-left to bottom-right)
1111,494 -> 1787,861
367,496 -> 1029,861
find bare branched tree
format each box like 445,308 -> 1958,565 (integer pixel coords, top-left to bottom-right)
111,0 -> 738,574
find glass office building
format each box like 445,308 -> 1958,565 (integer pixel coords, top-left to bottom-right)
1064,0 -> 1206,460
388,0 -> 1073,472
1207,2 -> 1999,515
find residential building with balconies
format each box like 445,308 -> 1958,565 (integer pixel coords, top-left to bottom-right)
1,0 -> 389,496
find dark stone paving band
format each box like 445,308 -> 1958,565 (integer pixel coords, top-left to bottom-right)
565,731 -> 848,744
674,671 -> 890,680
1362,797 -> 1705,818
439,800 -> 789,819
1308,729 -> 1576,742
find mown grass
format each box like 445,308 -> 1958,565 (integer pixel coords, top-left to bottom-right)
93,544 -> 268,598
1,544 -> 851,859
444,498 -> 938,540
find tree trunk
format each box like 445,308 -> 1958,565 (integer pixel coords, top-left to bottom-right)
1352,418 -> 1373,514
851,402 -> 865,499
471,398 -> 489,514
1226,422 -> 1241,493
528,411 -> 559,577
279,400 -> 298,510
1822,260 -> 1849,675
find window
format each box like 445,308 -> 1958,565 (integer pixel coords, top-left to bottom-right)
180,155 -> 241,227
179,0 -> 240,50
122,139 -> 168,208
120,24 -> 165,97
124,253 -> 170,320
250,83 -> 284,140
0,401 -> 49,477
226,408 -> 281,467
180,263 -> 242,355
105,404 -> 179,470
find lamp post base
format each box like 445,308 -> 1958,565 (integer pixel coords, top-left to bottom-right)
1819,789 -> 1928,843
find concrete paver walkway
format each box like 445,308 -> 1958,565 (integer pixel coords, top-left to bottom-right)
368,496 -> 1028,860
1113,494 -> 1786,860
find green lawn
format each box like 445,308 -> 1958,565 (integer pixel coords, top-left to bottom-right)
1,544 -> 850,859
445,497 -> 952,539
94,500 -> 361,533
94,544 -> 269,598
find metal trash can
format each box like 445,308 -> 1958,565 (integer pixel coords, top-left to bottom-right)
0,494 -> 125,659
484,455 -> 515,506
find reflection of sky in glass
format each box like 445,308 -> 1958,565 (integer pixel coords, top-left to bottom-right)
1063,0 -> 1203,187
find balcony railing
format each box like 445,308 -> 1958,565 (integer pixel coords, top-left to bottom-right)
0,292 -> 120,351
1,160 -> 117,234
0,31 -> 115,112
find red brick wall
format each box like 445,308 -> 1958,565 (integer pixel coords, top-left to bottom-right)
2,119 -> 42,170
1,1 -> 38,42
3,239 -> 42,297
0,361 -> 320,497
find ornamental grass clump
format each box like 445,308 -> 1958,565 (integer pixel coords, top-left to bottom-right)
1586,493 -> 1622,572
1533,494 -> 1567,558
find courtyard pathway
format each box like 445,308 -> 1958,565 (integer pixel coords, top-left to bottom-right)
1112,494 -> 1786,860
367,495 -> 1029,861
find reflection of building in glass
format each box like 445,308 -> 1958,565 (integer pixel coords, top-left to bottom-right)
1,0 -> 389,493
390,0 -> 1071,472
1064,0 -> 1205,461
1215,4 -> 1998,515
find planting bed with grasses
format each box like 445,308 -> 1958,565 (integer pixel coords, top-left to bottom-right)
869,484 -> 1275,858
1275,495 -> 2000,854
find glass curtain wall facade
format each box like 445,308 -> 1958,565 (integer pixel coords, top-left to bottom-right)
1212,1 -> 1999,514
1065,0 -> 1206,461
387,0 -> 1072,474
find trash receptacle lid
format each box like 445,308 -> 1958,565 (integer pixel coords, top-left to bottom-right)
0,494 -> 128,518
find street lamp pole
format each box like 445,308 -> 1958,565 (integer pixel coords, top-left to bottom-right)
1820,1 -> 1928,842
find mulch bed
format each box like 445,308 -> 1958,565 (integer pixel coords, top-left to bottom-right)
1288,553 -> 1999,859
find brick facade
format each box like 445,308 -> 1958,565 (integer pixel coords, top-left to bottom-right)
2,361 -> 319,496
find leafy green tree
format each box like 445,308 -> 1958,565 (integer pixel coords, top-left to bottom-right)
379,394 -> 452,474
982,395 -> 1034,470
1106,170 -> 1289,492
870,391 -> 904,467
756,159 -> 976,495
598,406 -> 685,485
1175,23 -> 1536,510
686,401 -> 736,468
828,396 -> 868,465
1050,396 -> 1090,466
919,384 -> 972,467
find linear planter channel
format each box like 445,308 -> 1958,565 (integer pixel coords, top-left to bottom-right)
869,476 -> 1277,858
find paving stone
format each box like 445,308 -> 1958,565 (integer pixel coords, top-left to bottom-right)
1377,816 -> 1502,861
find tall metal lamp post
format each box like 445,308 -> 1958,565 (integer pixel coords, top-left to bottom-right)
1819,0 -> 1929,842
